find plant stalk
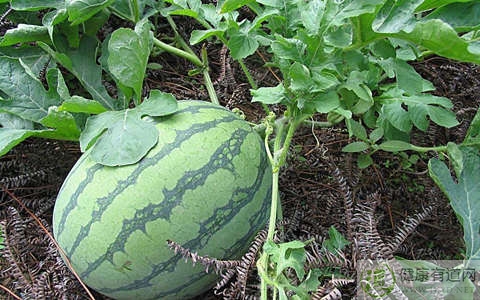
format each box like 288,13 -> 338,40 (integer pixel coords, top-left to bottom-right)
152,37 -> 219,104
152,37 -> 203,67
201,47 -> 219,105
131,0 -> 140,23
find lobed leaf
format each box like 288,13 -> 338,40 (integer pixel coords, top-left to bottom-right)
264,240 -> 307,281
80,91 -> 178,166
429,147 -> 480,266
41,36 -> 119,110
0,56 -> 61,122
378,88 -> 458,133
323,226 -> 350,252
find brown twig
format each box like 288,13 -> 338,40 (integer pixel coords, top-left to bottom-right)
1,186 -> 96,300
0,283 -> 21,300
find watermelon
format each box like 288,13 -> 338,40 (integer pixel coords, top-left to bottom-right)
52,100 -> 272,299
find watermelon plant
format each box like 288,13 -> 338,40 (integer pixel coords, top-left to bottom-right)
1,0 -> 480,299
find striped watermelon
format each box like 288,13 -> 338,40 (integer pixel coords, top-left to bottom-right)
52,100 -> 272,299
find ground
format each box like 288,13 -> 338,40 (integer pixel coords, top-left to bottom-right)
1,15 -> 479,300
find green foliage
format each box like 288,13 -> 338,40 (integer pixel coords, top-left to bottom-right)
258,227 -> 349,299
80,90 -> 177,166
259,240 -> 319,300
107,18 -> 152,104
429,146 -> 480,267
0,1 -> 181,165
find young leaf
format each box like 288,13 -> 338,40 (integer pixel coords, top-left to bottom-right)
0,56 -> 61,122
221,0 -> 254,13
107,18 -> 152,103
378,140 -> 413,152
190,28 -> 226,45
346,118 -> 367,140
342,141 -> 369,153
251,84 -> 286,104
289,62 -> 311,91
67,0 -> 115,25
323,226 -> 350,253
10,0 -> 65,10
0,24 -> 49,46
58,96 -> 108,114
227,31 -> 259,60
369,127 -> 384,143
358,153 -> 373,169
38,107 -> 81,140
429,147 -> 480,266
264,240 -> 307,281
41,36 -> 119,110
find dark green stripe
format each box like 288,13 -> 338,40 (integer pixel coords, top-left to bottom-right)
96,137 -> 270,297
64,112 -> 241,257
55,163 -> 103,237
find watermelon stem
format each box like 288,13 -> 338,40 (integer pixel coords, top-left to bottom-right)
152,17 -> 219,105
259,112 -> 303,300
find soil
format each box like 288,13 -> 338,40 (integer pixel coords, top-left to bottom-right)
1,14 -> 479,300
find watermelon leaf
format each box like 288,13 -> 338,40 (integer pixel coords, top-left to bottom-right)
323,226 -> 350,253
40,36 -> 119,110
58,96 -> 108,114
80,90 -> 178,166
428,146 -> 480,267
10,0 -> 65,10
67,0 -> 115,25
89,110 -> 159,166
0,24 -> 50,46
107,18 -> 152,104
0,129 -> 37,157
264,240 -> 307,281
0,56 -> 62,122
